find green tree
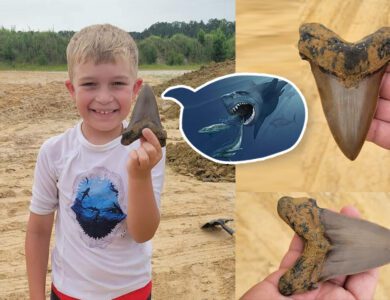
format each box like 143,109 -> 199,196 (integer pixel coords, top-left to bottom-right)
138,39 -> 158,64
197,29 -> 205,45
225,37 -> 235,59
212,28 -> 227,62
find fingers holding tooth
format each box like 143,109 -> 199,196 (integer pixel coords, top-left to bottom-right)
127,128 -> 163,175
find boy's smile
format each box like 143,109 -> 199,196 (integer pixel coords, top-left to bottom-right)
66,59 -> 142,145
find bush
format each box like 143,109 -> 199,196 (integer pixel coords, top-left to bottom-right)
166,52 -> 185,65
139,41 -> 158,64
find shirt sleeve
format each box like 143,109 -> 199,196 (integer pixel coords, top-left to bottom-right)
151,146 -> 166,210
30,141 -> 59,215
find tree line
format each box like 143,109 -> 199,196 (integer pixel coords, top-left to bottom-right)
0,19 -> 235,67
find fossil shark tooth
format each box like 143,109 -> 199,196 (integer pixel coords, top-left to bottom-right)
277,196 -> 390,296
121,83 -> 167,147
298,23 -> 390,160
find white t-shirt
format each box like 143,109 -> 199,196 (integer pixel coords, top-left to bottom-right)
30,121 -> 165,299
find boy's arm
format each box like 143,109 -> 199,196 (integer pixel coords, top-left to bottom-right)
126,128 -> 164,243
25,212 -> 54,300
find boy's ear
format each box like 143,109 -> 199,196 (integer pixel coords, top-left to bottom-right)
132,78 -> 143,101
65,80 -> 76,100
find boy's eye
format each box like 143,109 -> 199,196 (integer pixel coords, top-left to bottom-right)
113,81 -> 127,86
81,82 -> 96,87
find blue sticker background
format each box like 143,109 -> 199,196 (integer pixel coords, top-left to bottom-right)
71,176 -> 126,240
162,74 -> 307,163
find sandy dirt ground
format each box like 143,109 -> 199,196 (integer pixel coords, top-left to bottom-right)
0,69 -> 234,299
236,193 -> 390,299
236,1 -> 390,299
236,0 -> 390,191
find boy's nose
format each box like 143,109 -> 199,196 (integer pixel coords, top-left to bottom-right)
95,90 -> 114,104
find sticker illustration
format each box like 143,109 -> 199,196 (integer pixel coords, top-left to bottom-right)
162,73 -> 307,164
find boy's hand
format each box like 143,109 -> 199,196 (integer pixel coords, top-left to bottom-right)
127,128 -> 163,179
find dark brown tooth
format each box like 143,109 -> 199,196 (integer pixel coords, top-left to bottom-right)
121,84 -> 167,147
298,23 -> 390,160
277,196 -> 390,296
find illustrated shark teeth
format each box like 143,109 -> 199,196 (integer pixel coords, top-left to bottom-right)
277,196 -> 390,296
243,109 -> 255,125
121,84 -> 167,147
229,102 -> 255,125
231,102 -> 247,113
298,23 -> 390,160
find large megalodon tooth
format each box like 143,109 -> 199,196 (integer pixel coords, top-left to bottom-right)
298,23 -> 390,160
277,196 -> 390,296
121,84 -> 167,147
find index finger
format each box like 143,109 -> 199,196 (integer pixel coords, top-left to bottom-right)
141,128 -> 162,150
379,65 -> 390,101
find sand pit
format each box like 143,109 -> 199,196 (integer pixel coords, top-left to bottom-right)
0,66 -> 234,299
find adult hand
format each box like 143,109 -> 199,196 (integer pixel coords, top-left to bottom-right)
240,206 -> 379,300
367,65 -> 390,149
127,128 -> 162,179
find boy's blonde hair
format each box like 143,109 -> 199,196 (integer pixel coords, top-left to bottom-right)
66,24 -> 138,81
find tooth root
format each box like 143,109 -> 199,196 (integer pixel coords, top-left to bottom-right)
311,63 -> 385,160
298,23 -> 390,160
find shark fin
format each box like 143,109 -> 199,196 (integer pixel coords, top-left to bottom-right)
261,78 -> 279,102
162,87 -> 195,107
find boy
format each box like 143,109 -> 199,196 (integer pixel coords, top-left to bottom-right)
25,24 -> 165,299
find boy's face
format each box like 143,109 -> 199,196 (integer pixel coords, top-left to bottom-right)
65,58 -> 142,143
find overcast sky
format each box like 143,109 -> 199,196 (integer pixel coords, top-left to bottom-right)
0,0 -> 234,32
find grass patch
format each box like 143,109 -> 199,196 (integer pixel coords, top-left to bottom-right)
0,62 -> 67,71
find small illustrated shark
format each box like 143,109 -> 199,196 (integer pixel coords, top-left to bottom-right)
221,78 -> 287,138
270,114 -> 297,128
198,123 -> 231,134
212,124 -> 244,158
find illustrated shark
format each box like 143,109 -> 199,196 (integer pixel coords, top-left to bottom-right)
197,79 -> 288,159
221,78 -> 287,138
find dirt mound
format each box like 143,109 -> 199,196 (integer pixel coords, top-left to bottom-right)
155,59 -> 236,183
154,59 -> 235,119
166,142 -> 235,182
0,82 -> 77,124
